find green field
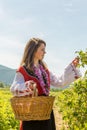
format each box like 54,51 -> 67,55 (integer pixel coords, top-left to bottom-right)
0,78 -> 87,130
0,88 -> 19,130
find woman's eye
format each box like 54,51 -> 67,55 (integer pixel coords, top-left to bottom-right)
42,48 -> 45,51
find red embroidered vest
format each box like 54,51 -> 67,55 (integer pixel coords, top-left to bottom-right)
17,66 -> 50,96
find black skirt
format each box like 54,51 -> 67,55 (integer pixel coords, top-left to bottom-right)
22,111 -> 56,130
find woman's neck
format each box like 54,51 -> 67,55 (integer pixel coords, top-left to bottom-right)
33,59 -> 39,68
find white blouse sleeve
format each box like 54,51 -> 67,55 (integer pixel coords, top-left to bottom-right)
10,72 -> 30,96
50,63 -> 82,88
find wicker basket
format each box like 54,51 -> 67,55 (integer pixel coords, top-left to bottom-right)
10,96 -> 55,121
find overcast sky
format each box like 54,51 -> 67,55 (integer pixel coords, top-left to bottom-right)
0,0 -> 87,75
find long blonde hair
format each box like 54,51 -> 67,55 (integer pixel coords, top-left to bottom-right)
20,38 -> 46,70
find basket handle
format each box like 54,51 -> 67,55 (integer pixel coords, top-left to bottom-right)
32,83 -> 38,97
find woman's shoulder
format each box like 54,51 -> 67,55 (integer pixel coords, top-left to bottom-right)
16,65 -> 24,72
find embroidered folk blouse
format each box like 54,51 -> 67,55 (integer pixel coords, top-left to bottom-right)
10,63 -> 81,96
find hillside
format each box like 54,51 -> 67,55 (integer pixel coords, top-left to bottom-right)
0,65 -> 16,85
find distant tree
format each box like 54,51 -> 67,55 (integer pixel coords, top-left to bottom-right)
0,82 -> 4,88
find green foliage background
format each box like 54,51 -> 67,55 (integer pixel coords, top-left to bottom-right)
51,49 -> 87,130
0,88 -> 19,130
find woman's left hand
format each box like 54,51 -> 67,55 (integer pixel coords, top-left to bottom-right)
72,57 -> 80,67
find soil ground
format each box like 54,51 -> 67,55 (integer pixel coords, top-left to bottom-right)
53,107 -> 68,130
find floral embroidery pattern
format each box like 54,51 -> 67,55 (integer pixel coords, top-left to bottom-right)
33,64 -> 50,95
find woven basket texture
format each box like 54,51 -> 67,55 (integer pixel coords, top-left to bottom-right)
10,96 -> 55,121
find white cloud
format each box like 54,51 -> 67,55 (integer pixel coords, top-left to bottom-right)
0,36 -> 24,51
10,17 -> 33,26
0,36 -> 25,68
65,8 -> 74,12
0,53 -> 21,69
64,2 -> 73,7
0,4 -> 6,19
30,32 -> 47,39
44,51 -> 66,75
63,1 -> 77,13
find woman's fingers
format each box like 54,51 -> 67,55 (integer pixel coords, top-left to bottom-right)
25,80 -> 38,96
72,57 -> 79,67
25,80 -> 36,89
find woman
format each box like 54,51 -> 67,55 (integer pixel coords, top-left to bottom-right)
10,38 -> 81,130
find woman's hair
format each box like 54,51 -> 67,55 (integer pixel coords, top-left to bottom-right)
20,38 -> 46,70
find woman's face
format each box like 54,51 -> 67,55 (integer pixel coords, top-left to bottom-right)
34,43 -> 46,61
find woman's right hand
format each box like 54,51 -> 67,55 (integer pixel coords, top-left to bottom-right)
25,80 -> 38,96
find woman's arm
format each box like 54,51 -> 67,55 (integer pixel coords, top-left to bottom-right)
50,63 -> 82,88
10,72 -> 34,96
